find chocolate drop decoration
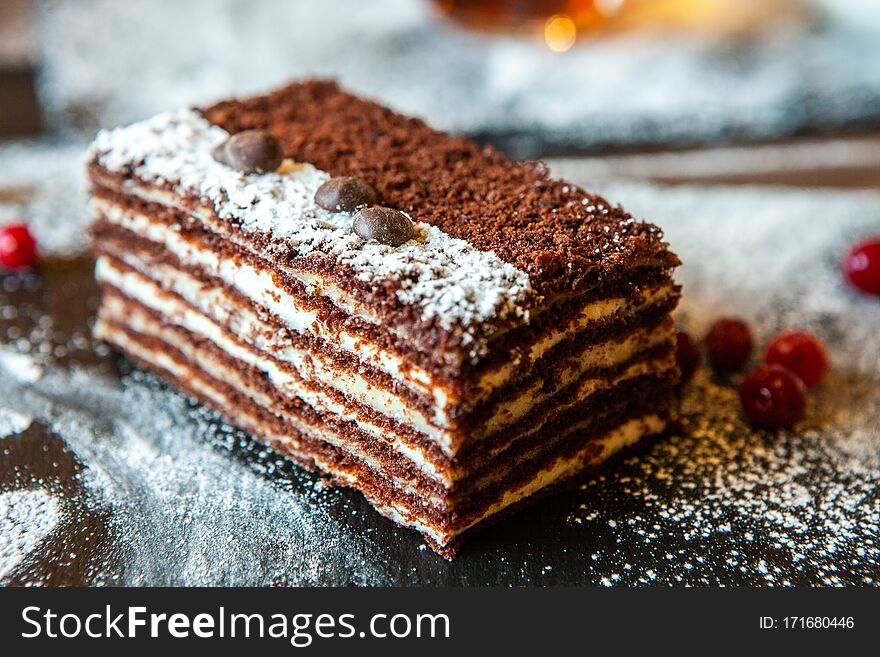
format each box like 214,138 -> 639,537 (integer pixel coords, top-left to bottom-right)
315,176 -> 378,213
352,206 -> 414,247
213,129 -> 283,173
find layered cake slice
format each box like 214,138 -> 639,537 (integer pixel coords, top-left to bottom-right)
87,81 -> 680,557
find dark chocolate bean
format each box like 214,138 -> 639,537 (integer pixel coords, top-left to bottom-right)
214,129 -> 283,173
352,206 -> 414,247
315,176 -> 377,213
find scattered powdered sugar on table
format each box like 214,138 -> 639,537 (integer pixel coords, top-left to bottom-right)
595,181 -> 880,378
0,346 -> 44,383
1,177 -> 879,585
556,182 -> 880,586
0,407 -> 32,437
4,366 -> 395,586
0,141 -> 90,256
0,488 -> 61,579
90,110 -> 534,341
567,368 -> 880,586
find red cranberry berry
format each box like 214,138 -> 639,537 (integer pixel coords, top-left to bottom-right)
0,223 -> 37,270
705,318 -> 753,371
739,364 -> 807,430
842,237 -> 880,296
675,328 -> 701,385
765,330 -> 829,390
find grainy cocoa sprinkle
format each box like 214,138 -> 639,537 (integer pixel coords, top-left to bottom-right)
201,81 -> 678,294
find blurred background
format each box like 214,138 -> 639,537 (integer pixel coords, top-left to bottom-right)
3,0 -> 880,253
5,2 -> 880,148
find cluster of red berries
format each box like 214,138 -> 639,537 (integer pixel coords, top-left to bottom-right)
676,320 -> 828,430
0,223 -> 37,270
672,235 -> 880,430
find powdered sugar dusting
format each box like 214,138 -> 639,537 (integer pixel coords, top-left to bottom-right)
0,346 -> 44,383
89,110 -> 534,342
0,489 -> 61,579
0,407 -> 32,437
568,368 -> 880,586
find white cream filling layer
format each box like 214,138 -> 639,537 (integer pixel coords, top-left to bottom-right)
475,352 -> 674,477
480,329 -> 673,439
477,284 -> 672,397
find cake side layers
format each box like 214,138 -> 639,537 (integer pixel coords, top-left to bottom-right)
95,302 -> 672,550
96,292 -> 674,506
92,246 -> 676,461
93,245 -> 675,440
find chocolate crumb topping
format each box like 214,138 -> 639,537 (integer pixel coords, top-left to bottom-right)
353,206 -> 414,247
201,80 -> 679,296
315,176 -> 377,213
